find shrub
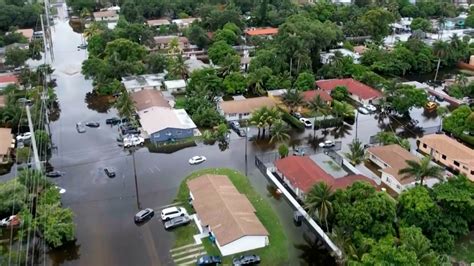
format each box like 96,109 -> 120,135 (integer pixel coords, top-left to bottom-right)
281,112 -> 305,131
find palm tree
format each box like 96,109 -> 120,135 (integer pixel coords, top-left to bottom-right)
270,119 -> 290,143
264,107 -> 281,132
115,91 -> 135,120
432,40 -> 451,81
331,100 -> 354,120
304,182 -> 333,232
250,107 -> 267,138
454,73 -> 468,87
344,138 -> 365,165
83,22 -> 106,39
282,89 -> 304,113
398,156 -> 444,186
169,54 -> 187,80
307,95 -> 330,137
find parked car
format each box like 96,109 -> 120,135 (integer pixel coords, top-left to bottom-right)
363,104 -> 377,112
293,147 -> 305,156
230,121 -> 247,137
104,168 -> 116,178
299,118 -> 313,128
425,101 -> 437,111
16,132 -> 32,142
77,43 -> 87,49
85,121 -> 100,128
45,171 -> 63,178
196,255 -> 222,266
161,207 -> 187,221
357,107 -> 370,115
123,136 -> 145,148
0,215 -> 21,227
291,112 -> 302,119
55,186 -> 66,194
164,215 -> 191,230
232,255 -> 261,265
106,117 -> 121,125
189,156 -> 206,165
76,122 -> 86,133
134,208 -> 154,223
319,140 -> 335,148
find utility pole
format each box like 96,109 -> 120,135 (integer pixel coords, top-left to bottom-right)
132,149 -> 141,209
26,105 -> 41,170
245,127 -> 249,176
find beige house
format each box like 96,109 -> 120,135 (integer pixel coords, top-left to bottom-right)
153,36 -> 189,50
93,10 -> 119,22
367,144 -> 423,194
188,174 -> 269,256
418,135 -> 474,181
0,128 -> 14,163
146,19 -> 170,27
218,96 -> 276,121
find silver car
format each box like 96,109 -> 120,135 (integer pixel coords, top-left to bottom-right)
164,215 -> 191,230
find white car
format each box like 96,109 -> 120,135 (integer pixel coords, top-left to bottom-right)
16,132 -> 32,142
357,107 -> 370,115
55,186 -> 66,194
189,156 -> 206,165
319,140 -> 336,148
0,215 -> 20,227
123,136 -> 145,148
299,118 -> 313,128
363,104 -> 377,112
161,207 -> 187,221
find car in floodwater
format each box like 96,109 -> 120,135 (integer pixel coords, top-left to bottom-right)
76,122 -> 86,133
134,208 -> 154,223
164,215 -> 191,230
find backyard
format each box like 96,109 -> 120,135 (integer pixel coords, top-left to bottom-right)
173,168 -> 289,265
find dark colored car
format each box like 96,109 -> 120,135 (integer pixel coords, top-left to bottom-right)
45,171 -> 63,178
232,255 -> 261,265
106,117 -> 121,125
134,208 -> 154,223
230,121 -> 246,137
85,121 -> 100,128
292,147 -> 305,156
196,255 -> 222,266
164,215 -> 191,230
77,43 -> 87,49
104,168 -> 116,178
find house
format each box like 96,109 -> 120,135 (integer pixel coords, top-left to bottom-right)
131,89 -> 170,111
320,48 -> 361,64
367,144 -> 425,194
163,80 -> 186,93
218,96 -> 276,121
316,78 -> 383,105
240,50 -> 251,72
302,90 -> 333,105
93,10 -> 119,22
121,73 -> 166,92
0,95 -> 5,108
184,55 -> 210,74
146,19 -> 170,28
153,36 -> 189,50
138,107 -> 196,142
0,74 -> 19,89
274,156 -> 376,200
172,18 -> 199,29
244,27 -> 278,38
16,29 -> 34,42
418,134 -> 474,181
187,174 -> 269,256
0,128 -> 14,164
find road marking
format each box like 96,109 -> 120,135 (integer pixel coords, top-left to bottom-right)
149,167 -> 155,174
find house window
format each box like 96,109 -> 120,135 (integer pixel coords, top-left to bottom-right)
454,161 -> 460,167
442,154 -> 446,160
243,112 -> 250,116
396,185 -> 401,190
462,166 -> 468,170
423,143 -> 427,148
155,133 -> 160,138
177,130 -> 182,135
471,170 -> 474,175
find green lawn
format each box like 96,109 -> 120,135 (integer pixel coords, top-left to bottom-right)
174,168 -> 289,265
174,95 -> 186,109
451,231 -> 474,263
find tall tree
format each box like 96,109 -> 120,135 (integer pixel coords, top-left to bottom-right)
270,119 -> 290,143
398,156 -> 444,186
115,91 -> 135,120
282,89 -> 304,112
305,182 -> 334,232
345,138 -> 365,165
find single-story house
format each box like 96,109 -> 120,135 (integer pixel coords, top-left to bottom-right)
153,36 -> 189,50
188,174 -> 269,256
93,10 -> 119,21
418,134 -> 474,181
320,48 -> 361,64
0,95 -> 6,108
367,144 -> 422,194
147,19 -> 170,27
121,73 -> 166,92
16,29 -> 34,42
138,107 -> 196,143
172,18 -> 199,29
0,128 -> 14,164
163,79 -> 186,93
0,74 -> 19,89
184,55 -> 210,74
131,89 -> 170,111
302,90 -> 333,105
274,156 -> 376,200
402,81 -> 431,90
316,78 -> 383,105
244,27 -> 278,37
240,50 -> 251,72
218,96 -> 276,121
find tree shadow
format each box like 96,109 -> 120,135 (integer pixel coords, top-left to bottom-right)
295,233 -> 337,266
48,240 -> 81,266
84,92 -> 115,113
330,123 -> 352,139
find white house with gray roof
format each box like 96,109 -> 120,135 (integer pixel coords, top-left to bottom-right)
122,73 -> 167,92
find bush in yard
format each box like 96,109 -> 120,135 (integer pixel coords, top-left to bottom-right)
281,112 -> 305,131
278,144 -> 289,158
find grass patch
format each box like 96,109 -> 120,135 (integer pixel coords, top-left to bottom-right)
172,222 -> 198,248
451,231 -> 474,263
174,95 -> 186,109
174,168 -> 289,265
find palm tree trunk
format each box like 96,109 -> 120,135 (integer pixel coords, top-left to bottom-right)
420,177 -> 424,186
289,57 -> 293,77
434,58 -> 441,81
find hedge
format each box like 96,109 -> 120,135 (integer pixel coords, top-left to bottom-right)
281,112 -> 305,131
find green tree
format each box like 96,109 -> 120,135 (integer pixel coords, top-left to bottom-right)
465,13 -> 474,28
282,89 -> 304,113
247,66 -> 272,95
410,18 -> 432,32
361,236 -> 418,265
330,86 -> 349,101
398,156 -> 444,186
331,100 -> 354,120
17,169 -> 51,195
294,72 -> 315,91
0,179 -> 27,217
270,119 -> 290,143
207,40 -> 236,65
121,0 -> 143,23
190,106 -> 224,128
375,131 -> 411,150
145,53 -> 167,73
432,40 -> 451,81
442,105 -> 471,136
115,91 -> 135,120
345,138 -> 365,165
223,72 -> 247,95
168,54 -> 187,80
359,8 -> 395,42
278,143 -> 289,158
186,24 -> 210,49
5,47 -> 29,67
214,28 -> 238,45
36,204 -> 75,248
305,182 -> 334,232
389,85 -> 427,115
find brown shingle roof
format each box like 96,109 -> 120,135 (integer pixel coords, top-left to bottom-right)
367,144 -> 419,184
418,134 -> 474,168
93,10 -> 117,19
153,36 -> 188,45
187,174 -> 268,246
131,90 -> 170,111
219,97 -> 276,115
147,19 -> 170,26
0,128 -> 13,156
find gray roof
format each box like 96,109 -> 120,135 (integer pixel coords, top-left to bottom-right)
184,56 -> 209,73
122,73 -> 166,91
138,107 -> 196,134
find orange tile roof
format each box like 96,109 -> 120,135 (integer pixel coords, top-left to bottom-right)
245,27 -> 278,36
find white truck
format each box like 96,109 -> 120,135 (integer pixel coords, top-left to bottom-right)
123,136 -> 145,148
